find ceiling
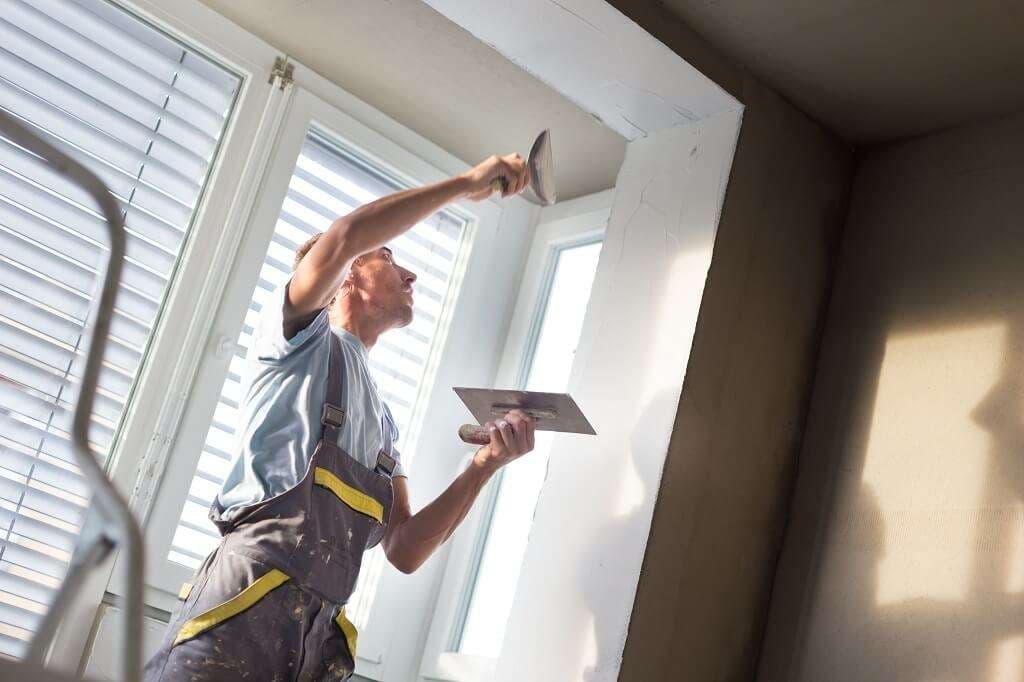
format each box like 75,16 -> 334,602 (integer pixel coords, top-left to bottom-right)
652,0 -> 1024,143
198,0 -> 626,200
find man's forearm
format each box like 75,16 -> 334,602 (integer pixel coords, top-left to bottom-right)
335,175 -> 471,258
289,174 -> 471,317
384,460 -> 496,574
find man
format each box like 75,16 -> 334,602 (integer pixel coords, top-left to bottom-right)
146,153 -> 537,681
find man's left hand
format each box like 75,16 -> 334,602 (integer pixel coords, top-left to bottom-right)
472,409 -> 536,473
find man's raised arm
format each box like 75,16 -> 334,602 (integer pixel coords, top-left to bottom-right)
284,154 -> 531,330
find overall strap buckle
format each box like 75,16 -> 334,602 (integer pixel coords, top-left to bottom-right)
322,403 -> 346,428
375,450 -> 397,477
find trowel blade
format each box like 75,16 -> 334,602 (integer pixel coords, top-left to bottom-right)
454,387 -> 595,435
526,129 -> 557,206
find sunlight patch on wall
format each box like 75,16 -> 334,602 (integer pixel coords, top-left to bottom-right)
990,635 -> 1024,681
612,452 -> 646,519
862,323 -> 1007,606
607,197 -> 716,519
641,247 -> 715,409
1006,502 -> 1024,594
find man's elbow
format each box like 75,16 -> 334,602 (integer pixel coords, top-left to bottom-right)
392,559 -> 418,575
318,217 -> 355,263
386,550 -> 421,575
383,534 -> 420,574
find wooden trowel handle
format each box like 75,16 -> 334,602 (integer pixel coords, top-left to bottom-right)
459,424 -> 491,446
489,177 -> 509,195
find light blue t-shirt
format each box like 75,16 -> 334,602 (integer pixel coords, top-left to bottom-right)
216,281 -> 405,522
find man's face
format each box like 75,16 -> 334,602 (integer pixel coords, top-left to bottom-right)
350,247 -> 417,328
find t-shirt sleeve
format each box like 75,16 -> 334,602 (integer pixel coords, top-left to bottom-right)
390,448 -> 407,478
382,401 -> 407,478
254,279 -> 329,362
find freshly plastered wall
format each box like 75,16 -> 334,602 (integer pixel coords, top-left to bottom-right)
758,111 -> 1024,681
493,106 -> 744,682
595,2 -> 855,679
618,79 -> 852,682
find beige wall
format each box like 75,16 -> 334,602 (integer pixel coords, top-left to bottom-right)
759,111 -> 1024,681
605,3 -> 854,680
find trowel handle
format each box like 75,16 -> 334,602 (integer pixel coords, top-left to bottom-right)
489,176 -> 509,195
459,424 -> 492,446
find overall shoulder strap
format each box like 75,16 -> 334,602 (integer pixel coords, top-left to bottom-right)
321,331 -> 347,442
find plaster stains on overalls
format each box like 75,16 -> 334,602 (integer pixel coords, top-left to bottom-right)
145,334 -> 396,681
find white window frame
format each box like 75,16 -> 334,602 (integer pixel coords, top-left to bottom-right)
419,189 -> 613,682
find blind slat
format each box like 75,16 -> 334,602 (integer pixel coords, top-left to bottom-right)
59,0 -> 235,111
9,1 -> 224,134
0,147 -> 183,266
0,15 -> 218,158
0,44 -> 210,177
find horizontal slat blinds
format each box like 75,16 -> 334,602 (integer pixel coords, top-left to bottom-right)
0,0 -> 239,659
169,132 -> 466,629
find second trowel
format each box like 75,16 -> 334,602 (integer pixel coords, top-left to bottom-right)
454,387 -> 595,446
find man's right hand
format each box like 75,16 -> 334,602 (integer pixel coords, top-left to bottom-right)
471,409 -> 536,474
461,154 -> 531,201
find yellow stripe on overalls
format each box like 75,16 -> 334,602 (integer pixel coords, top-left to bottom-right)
334,606 -> 359,659
314,467 -> 384,524
173,569 -> 290,646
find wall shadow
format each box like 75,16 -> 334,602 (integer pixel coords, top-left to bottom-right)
761,115 -> 1024,681
804,480 -> 1024,680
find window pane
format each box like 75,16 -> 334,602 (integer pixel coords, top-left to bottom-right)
458,240 -> 603,658
0,0 -> 239,659
168,131 -> 468,631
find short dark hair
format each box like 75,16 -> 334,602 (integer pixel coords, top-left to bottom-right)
294,232 -> 323,270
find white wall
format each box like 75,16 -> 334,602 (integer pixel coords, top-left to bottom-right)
494,107 -> 742,682
421,0 -> 736,140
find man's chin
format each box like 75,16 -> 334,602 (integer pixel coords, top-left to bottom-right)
396,305 -> 414,328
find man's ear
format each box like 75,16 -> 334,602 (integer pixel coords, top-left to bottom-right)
339,262 -> 358,296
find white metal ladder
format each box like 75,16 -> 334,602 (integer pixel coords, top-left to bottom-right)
0,108 -> 144,682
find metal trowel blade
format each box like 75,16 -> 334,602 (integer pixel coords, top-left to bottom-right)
454,387 -> 595,435
526,129 -> 557,206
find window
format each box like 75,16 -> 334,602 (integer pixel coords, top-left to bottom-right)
456,239 -> 603,657
168,129 -> 468,628
0,0 -> 239,658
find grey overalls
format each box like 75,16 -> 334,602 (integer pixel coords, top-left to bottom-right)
146,333 -> 397,681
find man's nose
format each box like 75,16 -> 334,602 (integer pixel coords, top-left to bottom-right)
402,268 -> 417,284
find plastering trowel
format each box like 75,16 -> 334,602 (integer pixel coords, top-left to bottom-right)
454,387 -> 595,446
490,129 -> 557,206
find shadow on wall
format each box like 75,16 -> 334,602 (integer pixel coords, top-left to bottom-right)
816,480 -> 1024,680
793,312 -> 1024,680
771,125 -> 1024,681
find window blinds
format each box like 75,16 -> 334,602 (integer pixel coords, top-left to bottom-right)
169,132 -> 466,628
0,0 -> 239,658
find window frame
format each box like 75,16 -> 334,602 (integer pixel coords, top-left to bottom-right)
418,190 -> 613,682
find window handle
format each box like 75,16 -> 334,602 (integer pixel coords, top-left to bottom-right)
214,334 -> 236,360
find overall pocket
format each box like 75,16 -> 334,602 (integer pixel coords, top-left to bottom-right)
173,568 -> 291,647
312,466 -> 385,582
